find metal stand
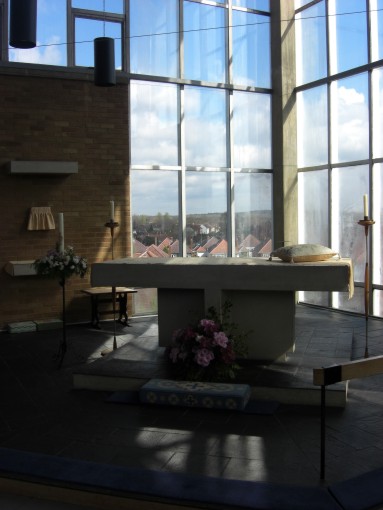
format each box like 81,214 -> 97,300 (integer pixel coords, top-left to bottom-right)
104,220 -> 119,259
358,218 -> 375,358
56,276 -> 67,368
102,219 -> 119,355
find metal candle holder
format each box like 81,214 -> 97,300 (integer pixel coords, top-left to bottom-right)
104,219 -> 119,353
357,217 -> 375,358
104,219 -> 119,259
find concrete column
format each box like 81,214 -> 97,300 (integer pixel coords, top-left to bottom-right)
271,0 -> 297,248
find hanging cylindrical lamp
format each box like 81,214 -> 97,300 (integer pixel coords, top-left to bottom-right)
9,0 -> 37,49
94,37 -> 116,87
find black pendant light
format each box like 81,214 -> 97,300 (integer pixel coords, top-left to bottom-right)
94,36 -> 116,87
9,0 -> 37,49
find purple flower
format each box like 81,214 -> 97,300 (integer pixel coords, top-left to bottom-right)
200,319 -> 219,334
213,331 -> 229,348
194,348 -> 215,367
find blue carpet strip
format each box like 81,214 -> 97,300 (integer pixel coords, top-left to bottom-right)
1,447 -> 379,510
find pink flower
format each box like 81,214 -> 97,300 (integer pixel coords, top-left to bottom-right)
200,319 -> 219,334
213,331 -> 228,348
194,348 -> 215,367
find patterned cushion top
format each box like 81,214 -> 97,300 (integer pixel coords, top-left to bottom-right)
270,244 -> 338,263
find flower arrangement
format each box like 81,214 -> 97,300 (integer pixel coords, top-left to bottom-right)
167,302 -> 248,382
33,244 -> 88,281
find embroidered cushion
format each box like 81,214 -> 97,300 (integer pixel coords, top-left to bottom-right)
270,244 -> 338,263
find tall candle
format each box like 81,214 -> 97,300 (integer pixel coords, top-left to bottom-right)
58,213 -> 64,253
110,200 -> 115,221
363,194 -> 368,218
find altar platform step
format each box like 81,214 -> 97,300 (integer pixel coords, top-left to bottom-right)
72,311 -> 351,407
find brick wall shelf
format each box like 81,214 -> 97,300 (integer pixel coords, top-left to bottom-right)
5,161 -> 78,175
4,261 -> 37,276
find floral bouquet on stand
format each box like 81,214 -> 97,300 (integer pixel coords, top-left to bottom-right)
167,302 -> 248,382
33,244 -> 87,368
33,244 -> 87,281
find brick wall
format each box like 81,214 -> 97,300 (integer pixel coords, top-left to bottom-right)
0,71 -> 131,329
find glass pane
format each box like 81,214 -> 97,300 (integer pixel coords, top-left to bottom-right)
232,0 -> 270,12
295,2 -> 327,85
233,91 -> 271,168
370,0 -> 383,61
373,289 -> 383,318
295,0 -> 315,8
75,18 -> 121,68
131,169 -> 179,315
131,170 -> 179,247
335,286 -> 363,314
232,11 -> 270,88
184,86 -> 227,167
328,0 -> 367,74
372,164 -> 383,285
298,170 -> 329,245
297,86 -> 328,167
331,74 -> 369,164
130,81 -> 179,166
130,0 -> 178,78
186,172 -> 227,255
9,1 -> 67,65
235,173 -> 272,257
332,165 -> 369,283
72,0 -> 124,13
183,2 -> 225,83
299,291 -> 330,307
372,68 -> 383,159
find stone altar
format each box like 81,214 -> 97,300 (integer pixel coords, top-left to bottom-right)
91,257 -> 353,361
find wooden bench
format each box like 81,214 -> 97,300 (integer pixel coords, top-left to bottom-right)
81,287 -> 137,329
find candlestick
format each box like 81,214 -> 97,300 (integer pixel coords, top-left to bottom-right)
357,217 -> 375,357
110,200 -> 115,221
363,194 -> 368,219
58,213 -> 64,253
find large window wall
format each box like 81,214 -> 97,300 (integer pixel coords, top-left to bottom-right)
129,0 -> 273,262
296,0 -> 383,317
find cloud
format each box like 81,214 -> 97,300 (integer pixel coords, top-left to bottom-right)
10,36 -> 64,66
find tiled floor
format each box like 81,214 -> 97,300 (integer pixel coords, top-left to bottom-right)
0,305 -> 383,509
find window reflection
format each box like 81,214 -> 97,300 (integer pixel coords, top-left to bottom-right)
130,0 -> 178,78
370,0 -> 383,61
328,0 -> 367,75
232,0 -> 269,10
184,87 -> 227,167
298,170 -> 328,245
9,0 -> 67,65
235,173 -> 272,257
295,2 -> 327,86
183,2 -> 226,83
332,165 -> 368,285
331,74 -> 369,164
75,18 -> 121,68
372,68 -> 383,159
297,86 -> 328,167
372,164 -> 383,286
186,172 -> 227,256
232,10 -> 270,88
130,81 -> 179,166
233,91 -> 271,169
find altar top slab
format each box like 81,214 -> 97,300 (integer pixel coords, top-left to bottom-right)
91,256 -> 353,294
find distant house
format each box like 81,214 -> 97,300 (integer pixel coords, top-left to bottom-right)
257,239 -> 272,258
133,239 -> 148,257
209,239 -> 228,257
193,236 -> 220,257
199,224 -> 210,235
138,244 -> 170,258
237,234 -> 261,257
